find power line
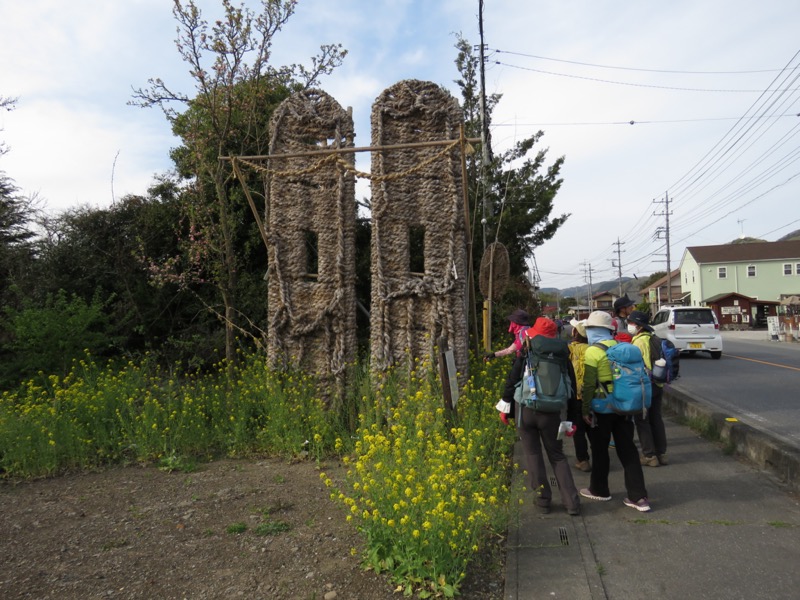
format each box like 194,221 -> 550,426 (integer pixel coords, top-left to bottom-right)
493,60 -> 800,93
490,48 -> 786,75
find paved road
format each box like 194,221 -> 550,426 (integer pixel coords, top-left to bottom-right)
671,331 -> 800,447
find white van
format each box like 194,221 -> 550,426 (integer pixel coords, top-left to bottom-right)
651,306 -> 723,359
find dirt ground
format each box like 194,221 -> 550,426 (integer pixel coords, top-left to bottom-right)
0,458 -> 505,599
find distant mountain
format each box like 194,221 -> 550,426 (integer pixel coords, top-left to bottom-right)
541,277 -> 640,303
730,236 -> 766,244
778,229 -> 800,242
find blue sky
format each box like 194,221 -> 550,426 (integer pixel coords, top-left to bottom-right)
2,0 -> 799,290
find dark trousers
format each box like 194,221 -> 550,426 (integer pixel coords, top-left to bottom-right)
568,398 -> 590,462
635,384 -> 667,457
587,413 -> 648,502
518,407 -> 580,512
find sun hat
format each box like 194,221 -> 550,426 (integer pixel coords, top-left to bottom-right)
613,294 -> 635,312
569,318 -> 587,338
526,317 -> 558,339
585,310 -> 615,331
627,310 -> 653,332
507,309 -> 532,326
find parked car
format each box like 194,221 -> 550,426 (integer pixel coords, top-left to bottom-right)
651,306 -> 723,359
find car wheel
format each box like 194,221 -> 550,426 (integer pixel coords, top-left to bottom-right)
710,351 -> 722,360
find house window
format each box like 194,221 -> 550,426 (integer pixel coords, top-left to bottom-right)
718,267 -> 727,279
785,263 -> 793,276
796,263 -> 800,275
747,265 -> 756,278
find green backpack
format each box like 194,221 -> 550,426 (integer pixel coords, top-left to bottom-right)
514,335 -> 573,414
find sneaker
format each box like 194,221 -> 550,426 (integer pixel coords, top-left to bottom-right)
657,454 -> 669,466
579,488 -> 612,502
623,497 -> 651,512
640,455 -> 659,468
574,460 -> 592,472
567,506 -> 581,516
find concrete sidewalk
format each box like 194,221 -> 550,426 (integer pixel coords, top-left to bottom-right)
504,397 -> 800,599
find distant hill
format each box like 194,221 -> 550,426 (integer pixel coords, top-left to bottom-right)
778,229 -> 800,242
541,277 -> 640,303
730,236 -> 766,244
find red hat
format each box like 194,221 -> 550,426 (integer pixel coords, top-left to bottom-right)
526,317 -> 557,339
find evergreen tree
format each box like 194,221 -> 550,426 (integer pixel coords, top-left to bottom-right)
454,35 -> 569,320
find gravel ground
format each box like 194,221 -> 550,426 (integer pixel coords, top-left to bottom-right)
0,458 -> 505,599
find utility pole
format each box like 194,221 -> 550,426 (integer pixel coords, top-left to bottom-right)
583,261 -> 594,311
654,192 -> 673,303
611,237 -> 625,296
477,0 -> 490,254
477,0 -> 494,352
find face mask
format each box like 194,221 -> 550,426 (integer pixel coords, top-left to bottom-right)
627,324 -> 639,336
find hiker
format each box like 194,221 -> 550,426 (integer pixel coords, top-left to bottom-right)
579,310 -> 651,512
484,309 -> 531,361
568,318 -> 591,472
516,317 -> 581,516
628,310 -> 668,467
612,294 -> 635,334
492,310 -> 533,425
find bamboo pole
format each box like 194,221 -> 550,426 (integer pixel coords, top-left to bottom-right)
220,137 -> 481,162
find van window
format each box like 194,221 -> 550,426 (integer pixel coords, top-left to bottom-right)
674,309 -> 715,325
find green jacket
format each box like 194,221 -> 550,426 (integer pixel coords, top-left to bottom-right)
632,331 -> 664,388
581,339 -> 616,416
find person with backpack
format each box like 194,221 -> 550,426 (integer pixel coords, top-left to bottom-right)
627,310 -> 668,467
568,318 -> 592,472
579,311 -> 651,512
484,309 -> 532,361
612,294 -> 635,334
515,317 -> 581,516
490,310 -> 532,425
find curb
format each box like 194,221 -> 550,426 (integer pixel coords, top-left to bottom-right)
664,386 -> 800,494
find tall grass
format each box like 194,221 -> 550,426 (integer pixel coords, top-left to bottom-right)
0,352 -> 338,476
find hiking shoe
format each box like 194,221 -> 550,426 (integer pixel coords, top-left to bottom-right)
579,488 -> 612,502
574,460 -> 592,472
623,497 -> 651,512
657,454 -> 669,466
640,455 -> 659,467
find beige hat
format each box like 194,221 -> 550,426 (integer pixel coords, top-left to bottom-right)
585,310 -> 615,331
569,318 -> 587,338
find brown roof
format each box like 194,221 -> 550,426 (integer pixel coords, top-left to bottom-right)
704,292 -> 780,305
640,269 -> 680,293
686,240 -> 800,264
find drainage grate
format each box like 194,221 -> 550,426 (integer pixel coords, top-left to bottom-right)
558,526 -> 570,546
550,476 -> 558,487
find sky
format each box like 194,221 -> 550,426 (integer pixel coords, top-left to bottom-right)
2,0 -> 800,292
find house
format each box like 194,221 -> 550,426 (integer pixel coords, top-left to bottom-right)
592,290 -> 641,312
703,292 -> 779,330
679,240 -> 800,327
640,269 -> 683,310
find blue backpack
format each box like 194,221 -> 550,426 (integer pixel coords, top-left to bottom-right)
590,342 -> 652,416
647,334 -> 680,384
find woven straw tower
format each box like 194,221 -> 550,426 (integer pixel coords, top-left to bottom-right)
266,89 -> 357,395
369,80 -> 469,382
